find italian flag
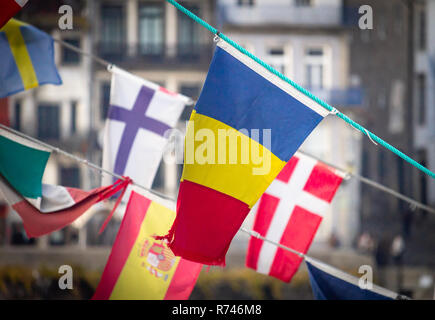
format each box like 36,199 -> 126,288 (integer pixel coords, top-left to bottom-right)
0,128 -> 128,238
0,0 -> 28,29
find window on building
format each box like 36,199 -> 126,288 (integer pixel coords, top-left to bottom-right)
377,89 -> 387,109
295,0 -> 312,7
377,151 -> 385,182
418,149 -> 428,206
305,48 -> 324,89
177,3 -> 201,58
179,84 -> 201,121
396,157 -> 405,211
377,21 -> 386,40
100,5 -> 125,59
417,74 -> 426,125
237,0 -> 254,6
70,101 -> 77,134
394,4 -> 403,34
60,166 -> 80,188
152,161 -> 165,190
101,82 -> 111,120
38,104 -> 60,139
266,47 -> 286,75
138,3 -> 164,56
49,229 -> 66,246
61,38 -> 81,65
418,8 -> 426,50
14,100 -> 21,131
10,222 -> 35,246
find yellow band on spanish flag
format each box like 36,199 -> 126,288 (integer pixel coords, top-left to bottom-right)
110,201 -> 181,299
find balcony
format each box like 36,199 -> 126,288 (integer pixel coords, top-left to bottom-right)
309,87 -> 364,108
96,43 -> 214,70
218,2 -> 344,28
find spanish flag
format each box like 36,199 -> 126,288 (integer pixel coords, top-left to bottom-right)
159,40 -> 329,266
93,191 -> 202,300
0,19 -> 61,98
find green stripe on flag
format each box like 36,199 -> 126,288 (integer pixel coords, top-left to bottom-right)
0,135 -> 50,199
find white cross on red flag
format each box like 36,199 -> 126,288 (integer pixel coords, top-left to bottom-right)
246,152 -> 345,283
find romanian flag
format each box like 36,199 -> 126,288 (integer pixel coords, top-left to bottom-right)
0,127 -> 129,237
0,19 -> 61,98
0,0 -> 28,29
93,191 -> 202,300
160,41 -> 330,265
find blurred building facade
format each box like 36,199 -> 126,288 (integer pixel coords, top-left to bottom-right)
413,0 -> 435,208
345,0 -> 435,269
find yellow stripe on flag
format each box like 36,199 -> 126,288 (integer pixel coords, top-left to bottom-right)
109,201 -> 181,300
1,20 -> 38,90
182,111 -> 286,207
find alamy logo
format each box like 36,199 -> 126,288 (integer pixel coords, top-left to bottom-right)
58,265 -> 73,290
162,121 -> 273,176
58,5 -> 73,30
358,265 -> 373,290
358,5 -> 373,30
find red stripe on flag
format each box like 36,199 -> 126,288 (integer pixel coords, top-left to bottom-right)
269,206 -> 322,282
0,0 -> 22,28
246,193 -> 280,270
92,192 -> 151,300
276,156 -> 299,183
164,258 -> 202,300
13,186 -> 108,238
168,180 -> 250,266
303,163 -> 343,202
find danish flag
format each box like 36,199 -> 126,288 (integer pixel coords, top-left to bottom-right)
246,152 -> 345,282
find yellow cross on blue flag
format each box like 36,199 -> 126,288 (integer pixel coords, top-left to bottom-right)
0,19 -> 62,98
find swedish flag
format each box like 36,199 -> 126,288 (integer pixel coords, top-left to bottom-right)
0,19 -> 62,98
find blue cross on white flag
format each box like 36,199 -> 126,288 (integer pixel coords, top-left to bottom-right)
102,66 -> 188,189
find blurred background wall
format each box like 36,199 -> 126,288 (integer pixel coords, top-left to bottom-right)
0,0 -> 434,299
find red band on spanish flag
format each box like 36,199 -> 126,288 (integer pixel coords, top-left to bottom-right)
93,191 -> 202,300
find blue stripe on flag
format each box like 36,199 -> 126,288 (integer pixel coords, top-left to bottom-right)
0,32 -> 24,97
20,25 -> 62,86
194,46 -> 324,162
306,261 -> 394,300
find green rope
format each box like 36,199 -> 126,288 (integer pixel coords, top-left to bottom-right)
166,0 -> 435,179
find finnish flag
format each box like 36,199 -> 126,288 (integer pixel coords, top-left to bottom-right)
102,66 -> 188,189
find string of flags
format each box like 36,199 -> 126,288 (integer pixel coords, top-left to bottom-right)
0,126 -> 409,300
0,128 -> 130,238
0,13 -> 429,300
